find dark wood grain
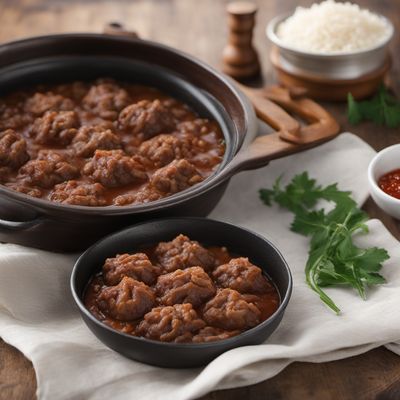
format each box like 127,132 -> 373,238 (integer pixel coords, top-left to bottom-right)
200,346 -> 400,400
0,0 -> 399,399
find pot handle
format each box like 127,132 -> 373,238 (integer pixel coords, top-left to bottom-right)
0,216 -> 46,231
226,84 -> 340,174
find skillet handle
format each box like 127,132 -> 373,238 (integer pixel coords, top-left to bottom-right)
0,216 -> 45,231
262,85 -> 340,144
227,84 -> 340,174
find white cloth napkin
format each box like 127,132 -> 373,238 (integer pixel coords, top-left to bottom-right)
1,133 -> 399,400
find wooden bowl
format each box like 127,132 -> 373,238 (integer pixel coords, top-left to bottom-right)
270,46 -> 392,101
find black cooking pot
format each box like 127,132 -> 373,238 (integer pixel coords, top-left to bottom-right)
71,217 -> 293,368
0,34 -> 337,251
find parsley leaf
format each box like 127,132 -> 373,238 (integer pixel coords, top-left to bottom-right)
347,86 -> 400,128
259,172 -> 390,314
347,93 -> 363,125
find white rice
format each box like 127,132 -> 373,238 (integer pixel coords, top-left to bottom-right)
276,0 -> 392,54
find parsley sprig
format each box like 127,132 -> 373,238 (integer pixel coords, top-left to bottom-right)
348,85 -> 400,128
259,172 -> 389,314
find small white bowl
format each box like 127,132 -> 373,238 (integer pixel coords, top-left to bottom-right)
368,144 -> 400,219
266,12 -> 394,80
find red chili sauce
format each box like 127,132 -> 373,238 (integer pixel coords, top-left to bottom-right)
378,168 -> 400,200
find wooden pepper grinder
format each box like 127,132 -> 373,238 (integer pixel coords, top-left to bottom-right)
222,1 -> 260,81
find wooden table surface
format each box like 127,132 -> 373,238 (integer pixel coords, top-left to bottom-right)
0,0 -> 399,399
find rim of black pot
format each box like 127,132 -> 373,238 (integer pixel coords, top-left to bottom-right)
71,217 -> 293,349
0,33 -> 255,215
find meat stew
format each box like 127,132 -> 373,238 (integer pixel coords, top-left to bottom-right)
0,79 -> 225,206
84,234 -> 280,343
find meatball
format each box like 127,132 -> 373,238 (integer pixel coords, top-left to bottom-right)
17,150 -> 79,189
49,180 -> 107,206
203,288 -> 261,331
103,253 -> 160,286
54,81 -> 90,101
192,326 -> 240,343
150,159 -> 203,194
24,92 -> 74,116
83,150 -> 148,188
113,159 -> 203,205
97,276 -> 155,321
30,111 -> 79,145
0,167 -> 11,183
72,125 -> 121,157
138,134 -> 194,168
0,129 -> 29,169
212,258 -> 271,294
162,98 -> 192,120
136,303 -> 205,343
83,81 -> 131,120
0,104 -> 31,130
155,267 -> 216,307
177,118 -> 216,136
155,234 -> 216,273
113,186 -> 162,206
5,183 -> 43,198
118,99 -> 175,139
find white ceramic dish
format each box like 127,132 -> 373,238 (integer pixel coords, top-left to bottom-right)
368,144 -> 400,219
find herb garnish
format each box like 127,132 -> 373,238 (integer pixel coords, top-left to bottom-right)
260,172 -> 389,314
347,85 -> 400,128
